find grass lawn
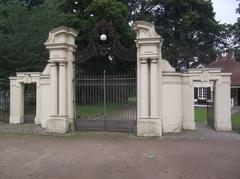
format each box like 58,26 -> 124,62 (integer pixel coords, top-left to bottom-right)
76,104 -> 120,118
232,111 -> 240,130
195,107 -> 240,131
76,97 -> 136,118
195,107 -> 207,123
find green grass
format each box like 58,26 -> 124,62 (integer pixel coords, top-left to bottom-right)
76,104 -> 120,118
128,97 -> 137,103
195,107 -> 207,123
194,108 -> 240,131
232,112 -> 240,130
76,97 -> 136,118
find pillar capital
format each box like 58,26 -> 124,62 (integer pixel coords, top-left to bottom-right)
140,58 -> 149,64
44,26 -> 78,48
45,26 -> 78,64
59,61 -> 68,66
151,58 -> 158,63
49,61 -> 57,66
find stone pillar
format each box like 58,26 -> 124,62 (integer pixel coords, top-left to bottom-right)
134,21 -> 163,136
150,59 -> 159,118
44,26 -> 78,133
182,77 -> 195,130
67,51 -> 75,128
35,83 -> 41,124
214,77 -> 232,131
59,62 -> 67,116
9,81 -> 24,124
50,62 -> 58,116
140,59 -> 149,118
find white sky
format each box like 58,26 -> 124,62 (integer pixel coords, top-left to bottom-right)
212,0 -> 239,24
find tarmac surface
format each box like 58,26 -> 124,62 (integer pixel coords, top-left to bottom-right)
0,131 -> 240,179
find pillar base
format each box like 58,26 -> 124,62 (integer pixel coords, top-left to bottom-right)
163,122 -> 182,133
46,116 -> 69,133
137,118 -> 162,137
35,117 -> 41,125
183,121 -> 196,130
9,116 -> 24,124
215,121 -> 232,131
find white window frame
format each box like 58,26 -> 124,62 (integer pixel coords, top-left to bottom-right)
198,87 -> 207,100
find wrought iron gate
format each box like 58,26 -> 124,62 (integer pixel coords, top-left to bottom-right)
0,91 -> 10,122
24,85 -> 36,123
75,71 -> 137,132
207,87 -> 214,129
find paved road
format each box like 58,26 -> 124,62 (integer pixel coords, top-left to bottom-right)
0,132 -> 240,179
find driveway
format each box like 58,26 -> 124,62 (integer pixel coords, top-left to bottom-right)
0,132 -> 240,179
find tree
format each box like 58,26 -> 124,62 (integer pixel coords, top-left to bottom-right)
233,0 -> 240,59
20,0 -> 44,7
215,24 -> 239,57
215,0 -> 240,60
0,0 -> 228,86
63,0 -> 135,49
62,0 -> 136,74
157,0 -> 219,68
120,0 -> 220,69
0,0 -> 66,89
237,0 -> 240,14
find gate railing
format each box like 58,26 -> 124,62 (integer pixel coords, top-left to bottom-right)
24,85 -> 36,123
0,91 -> 10,122
75,71 -> 137,131
207,91 -> 214,129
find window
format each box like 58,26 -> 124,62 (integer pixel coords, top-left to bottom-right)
198,87 -> 207,100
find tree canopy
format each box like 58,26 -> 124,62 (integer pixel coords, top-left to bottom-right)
0,0 -> 239,89
0,0 -> 65,89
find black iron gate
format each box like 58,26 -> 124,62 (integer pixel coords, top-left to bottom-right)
75,71 -> 137,132
0,91 -> 10,122
24,84 -> 36,123
74,21 -> 137,132
207,87 -> 214,129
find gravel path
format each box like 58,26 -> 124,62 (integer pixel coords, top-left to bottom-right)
0,121 -> 45,134
0,133 -> 240,179
162,123 -> 240,141
0,121 -> 240,140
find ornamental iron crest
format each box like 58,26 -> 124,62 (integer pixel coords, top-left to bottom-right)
75,21 -> 136,63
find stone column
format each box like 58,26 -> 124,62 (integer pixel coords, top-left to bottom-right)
150,59 -> 159,118
140,59 -> 149,118
67,51 -> 75,130
50,62 -> 58,116
182,77 -> 195,130
9,81 -> 24,124
35,83 -> 41,124
134,21 -> 163,136
59,62 -> 67,116
214,78 -> 232,131
44,26 -> 78,133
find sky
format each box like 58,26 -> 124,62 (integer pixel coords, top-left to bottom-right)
212,0 -> 239,24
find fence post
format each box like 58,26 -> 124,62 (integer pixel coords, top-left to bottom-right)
0,92 -> 2,120
103,70 -> 107,129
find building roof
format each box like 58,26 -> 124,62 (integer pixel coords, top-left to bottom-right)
208,52 -> 240,86
195,63 -> 207,68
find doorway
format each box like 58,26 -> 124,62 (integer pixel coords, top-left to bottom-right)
24,84 -> 36,123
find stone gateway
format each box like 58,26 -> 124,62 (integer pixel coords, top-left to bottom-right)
9,21 -> 232,136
